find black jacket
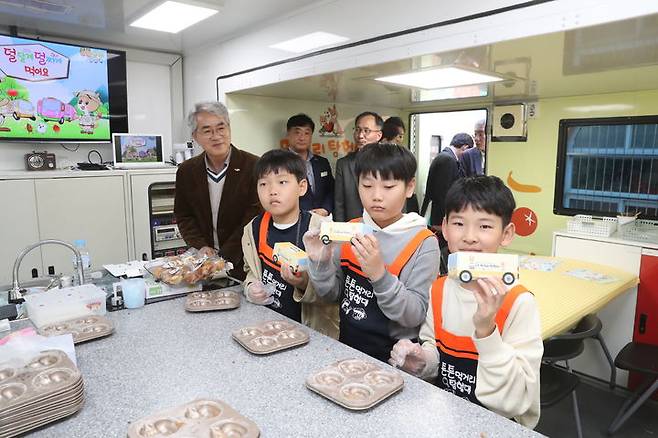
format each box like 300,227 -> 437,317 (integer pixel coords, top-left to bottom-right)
300,154 -> 334,213
421,148 -> 463,226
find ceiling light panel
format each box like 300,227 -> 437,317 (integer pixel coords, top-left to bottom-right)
270,32 -> 349,53
130,1 -> 218,34
375,67 -> 504,90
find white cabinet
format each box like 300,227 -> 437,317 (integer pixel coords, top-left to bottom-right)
0,180 -> 41,285
552,232 -> 645,387
34,176 -> 129,275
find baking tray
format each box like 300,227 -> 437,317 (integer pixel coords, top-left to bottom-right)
185,289 -> 240,312
38,315 -> 114,344
305,358 -> 404,410
232,320 -> 309,355
127,398 -> 259,438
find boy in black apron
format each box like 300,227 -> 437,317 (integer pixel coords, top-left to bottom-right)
241,150 -> 339,337
388,176 -> 543,428
305,143 -> 440,362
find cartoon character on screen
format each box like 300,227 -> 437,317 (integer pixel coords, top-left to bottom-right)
0,97 -> 8,128
75,90 -> 102,135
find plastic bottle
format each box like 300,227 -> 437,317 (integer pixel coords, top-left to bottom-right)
72,239 -> 92,285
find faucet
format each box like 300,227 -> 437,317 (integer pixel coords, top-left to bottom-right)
9,239 -> 85,303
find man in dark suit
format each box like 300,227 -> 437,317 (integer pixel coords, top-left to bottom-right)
334,111 -> 383,222
421,132 -> 473,227
174,101 -> 261,280
286,114 -> 334,216
460,119 -> 486,176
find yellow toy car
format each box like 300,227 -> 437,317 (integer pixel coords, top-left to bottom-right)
448,252 -> 519,285
319,221 -> 374,245
272,242 -> 308,273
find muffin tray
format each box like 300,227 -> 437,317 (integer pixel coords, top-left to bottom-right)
185,289 -> 241,312
38,315 -> 114,344
232,320 -> 309,355
0,350 -> 84,437
305,358 -> 404,410
127,398 -> 260,438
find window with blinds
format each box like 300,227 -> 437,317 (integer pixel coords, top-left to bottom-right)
554,116 -> 658,219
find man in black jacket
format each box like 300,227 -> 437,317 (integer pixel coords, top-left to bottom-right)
286,113 -> 334,216
421,132 -> 473,226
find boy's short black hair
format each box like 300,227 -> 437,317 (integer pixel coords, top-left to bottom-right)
444,175 -> 516,226
382,116 -> 405,140
254,149 -> 307,182
287,113 -> 315,132
355,111 -> 384,129
450,132 -> 474,148
354,142 -> 416,183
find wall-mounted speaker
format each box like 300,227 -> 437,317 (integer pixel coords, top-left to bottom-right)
492,104 -> 527,142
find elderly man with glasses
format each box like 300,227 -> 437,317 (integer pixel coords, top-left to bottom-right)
334,111 -> 383,222
174,101 -> 261,279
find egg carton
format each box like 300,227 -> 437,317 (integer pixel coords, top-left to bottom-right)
185,289 -> 241,312
127,398 -> 259,438
38,315 -> 114,344
231,320 -> 309,355
305,358 -> 404,410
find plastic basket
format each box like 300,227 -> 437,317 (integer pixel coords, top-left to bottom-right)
620,219 -> 658,243
566,215 -> 618,237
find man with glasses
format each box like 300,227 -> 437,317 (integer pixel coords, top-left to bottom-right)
460,119 -> 487,176
174,101 -> 260,280
334,111 -> 384,222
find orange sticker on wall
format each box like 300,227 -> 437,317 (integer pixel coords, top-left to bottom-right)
512,207 -> 538,237
507,171 -> 542,193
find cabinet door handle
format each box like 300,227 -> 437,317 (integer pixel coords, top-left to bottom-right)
48,265 -> 55,275
639,314 -> 647,334
31,268 -> 38,278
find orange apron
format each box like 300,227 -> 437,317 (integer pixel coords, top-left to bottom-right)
431,275 -> 528,404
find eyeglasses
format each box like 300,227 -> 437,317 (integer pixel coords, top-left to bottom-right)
197,125 -> 228,139
353,127 -> 382,136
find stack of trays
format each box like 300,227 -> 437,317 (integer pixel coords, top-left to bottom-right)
306,358 -> 404,410
185,289 -> 240,312
127,399 -> 260,438
0,350 -> 84,437
38,315 -> 114,344
232,320 -> 309,354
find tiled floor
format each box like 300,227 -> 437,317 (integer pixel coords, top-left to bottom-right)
536,377 -> 658,437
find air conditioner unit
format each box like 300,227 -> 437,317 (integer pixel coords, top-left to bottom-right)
492,104 -> 527,142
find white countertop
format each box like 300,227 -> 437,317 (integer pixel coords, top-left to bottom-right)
554,230 -> 658,250
0,166 -> 178,180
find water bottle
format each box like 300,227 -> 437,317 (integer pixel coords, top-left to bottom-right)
72,239 -> 92,285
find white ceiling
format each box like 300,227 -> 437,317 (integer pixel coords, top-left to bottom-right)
0,0 -> 328,54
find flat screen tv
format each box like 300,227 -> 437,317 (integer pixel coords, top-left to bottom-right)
0,34 -> 128,142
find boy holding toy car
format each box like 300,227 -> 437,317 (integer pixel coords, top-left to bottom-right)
389,176 -> 542,428
241,149 -> 338,338
304,143 -> 439,362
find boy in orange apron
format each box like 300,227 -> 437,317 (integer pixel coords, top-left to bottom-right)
242,150 -> 338,338
305,143 -> 440,362
389,176 -> 543,428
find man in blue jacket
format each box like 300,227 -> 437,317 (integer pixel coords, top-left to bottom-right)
286,114 -> 334,216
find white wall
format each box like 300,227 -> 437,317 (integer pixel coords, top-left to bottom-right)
183,0 -> 658,150
0,47 -> 183,171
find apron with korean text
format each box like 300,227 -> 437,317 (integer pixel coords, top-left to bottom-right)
431,275 -> 528,405
339,220 -> 434,362
256,212 -> 302,322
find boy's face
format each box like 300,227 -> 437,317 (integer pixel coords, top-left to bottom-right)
358,172 -> 415,227
442,205 -> 515,254
257,170 -> 307,218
